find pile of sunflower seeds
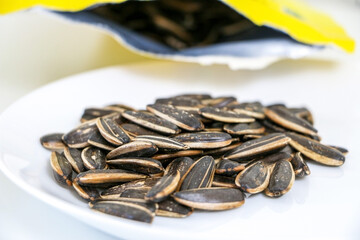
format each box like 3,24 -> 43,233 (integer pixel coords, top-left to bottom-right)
41,94 -> 347,223
91,0 -> 258,50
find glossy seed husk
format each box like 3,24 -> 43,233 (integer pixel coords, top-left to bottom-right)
145,170 -> 180,202
147,104 -> 204,131
152,150 -> 203,161
223,133 -> 290,161
121,123 -> 162,137
155,97 -> 204,111
179,156 -> 215,191
200,106 -> 255,123
223,122 -> 265,135
215,159 -> 246,177
63,122 -> 98,148
90,200 -> 155,223
265,159 -> 295,197
291,152 -> 310,177
87,129 -> 116,151
173,187 -> 245,211
156,197 -> 193,218
286,132 -> 345,166
134,135 -> 189,150
81,108 -> 115,123
230,102 -> 265,119
122,110 -> 180,135
106,157 -> 164,175
212,175 -> 237,188
106,141 -> 158,159
63,147 -> 85,173
81,146 -> 107,170
40,133 -> 65,151
96,117 -> 131,145
173,132 -> 233,149
165,157 -> 194,176
50,151 -> 73,186
73,181 -> 99,201
120,187 -> 151,199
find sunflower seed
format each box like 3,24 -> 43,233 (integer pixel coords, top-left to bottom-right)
230,102 -> 265,119
120,187 -> 151,199
134,135 -> 189,150
261,119 -> 287,133
265,159 -> 295,197
155,97 -> 204,111
107,141 -> 158,159
286,132 -> 345,166
152,150 -> 203,161
104,103 -> 136,113
87,129 -> 116,151
90,200 -> 155,223
242,134 -> 263,140
203,142 -> 242,157
75,169 -> 147,186
120,123 -> 161,137
212,175 -> 237,188
179,155 -> 215,191
288,107 -> 314,125
63,147 -> 85,173
235,160 -> 272,194
96,117 -> 131,145
173,132 -> 232,149
50,151 -> 72,186
147,104 -> 204,131
215,159 -> 246,176
174,94 -> 212,100
223,133 -> 290,161
202,96 -> 237,108
81,146 -> 107,170
173,187 -> 245,210
72,181 -> 99,201
40,133 -> 65,151
291,152 -> 310,177
264,106 -> 318,137
200,107 -> 255,123
165,157 -> 194,176
100,178 -> 160,200
156,197 -> 193,218
122,110 -> 180,135
328,145 -> 349,155
224,122 -> 265,135
63,122 -> 97,148
81,108 -> 115,123
145,170 -> 180,202
106,157 -> 164,175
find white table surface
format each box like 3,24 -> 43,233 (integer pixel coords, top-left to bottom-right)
0,0 -> 359,239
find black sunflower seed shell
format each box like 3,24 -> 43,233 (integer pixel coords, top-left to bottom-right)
88,129 -> 116,151
212,175 -> 237,188
215,159 -> 246,176
173,132 -> 232,149
81,108 -> 115,123
134,135 -> 189,150
291,152 -> 311,177
156,197 -> 193,218
106,141 -> 158,159
201,96 -> 237,108
287,107 -> 314,125
173,187 -> 245,211
120,187 -> 151,199
122,110 -> 180,135
73,181 -> 100,201
229,102 -> 265,119
96,117 -> 131,145
81,146 -> 107,170
200,106 -> 255,123
155,97 -> 204,111
63,147 -> 85,173
264,106 -> 318,136
223,122 -> 265,135
223,133 -> 290,161
106,157 -> 164,175
74,169 -> 147,186
265,159 -> 295,197
63,122 -> 97,148
145,170 -> 180,202
286,132 -> 345,166
120,123 -> 162,137
328,145 -> 349,155
50,151 -> 73,186
165,157 -> 194,177
40,133 -> 65,151
147,104 -> 204,131
152,150 -> 203,161
90,200 -> 154,223
179,155 -> 215,191
203,142 -> 242,157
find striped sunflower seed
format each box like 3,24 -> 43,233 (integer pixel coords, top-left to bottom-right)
63,147 -> 85,173
155,97 -> 204,111
215,159 -> 246,177
145,170 -> 180,202
96,117 -> 130,145
147,104 -> 204,131
201,96 -> 237,108
229,102 -> 265,119
152,150 -> 203,161
62,122 -> 97,148
156,197 -> 193,218
50,151 -> 73,186
40,133 -> 65,151
87,129 -> 116,151
328,145 -> 349,155
122,110 -> 180,135
120,187 -> 151,199
223,122 -> 265,135
106,157 -> 164,176
286,132 -> 345,166
223,133 -> 290,161
72,181 -> 99,201
173,132 -> 232,149
106,141 -> 158,159
134,135 -> 189,150
173,187 -> 245,211
164,157 -> 194,176
179,155 -> 215,191
200,106 -> 255,123
291,152 -> 310,177
81,146 -> 107,170
265,159 -> 295,197
212,175 -> 237,188
120,123 -> 161,137
81,108 -> 115,123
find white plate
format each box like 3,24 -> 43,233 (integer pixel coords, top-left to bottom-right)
0,62 -> 359,240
